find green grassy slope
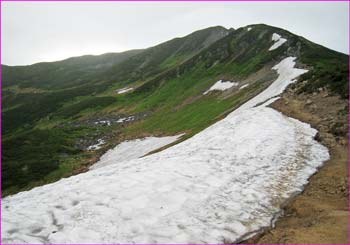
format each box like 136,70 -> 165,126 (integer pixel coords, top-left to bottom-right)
2,50 -> 144,89
2,24 -> 348,196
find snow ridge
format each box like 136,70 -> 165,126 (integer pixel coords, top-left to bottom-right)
2,57 -> 329,244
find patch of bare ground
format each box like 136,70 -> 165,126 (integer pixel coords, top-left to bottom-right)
244,85 -> 348,244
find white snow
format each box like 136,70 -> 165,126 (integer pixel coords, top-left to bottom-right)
117,116 -> 135,123
87,139 -> 105,151
90,134 -> 184,170
117,87 -> 133,94
247,27 -> 252,31
203,80 -> 239,95
239,84 -> 249,90
94,120 -> 111,126
233,57 -> 307,114
269,33 -> 287,51
2,57 -> 329,244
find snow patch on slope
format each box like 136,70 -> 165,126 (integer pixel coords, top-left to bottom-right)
2,57 -> 329,244
117,87 -> 133,94
117,116 -> 135,123
233,57 -> 307,114
87,139 -> 105,151
269,33 -> 287,51
203,80 -> 239,95
90,134 -> 184,170
239,84 -> 249,90
94,120 -> 111,126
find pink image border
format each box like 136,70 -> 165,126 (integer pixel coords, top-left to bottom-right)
0,0 -> 348,244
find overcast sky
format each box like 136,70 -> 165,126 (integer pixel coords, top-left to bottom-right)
2,1 -> 349,66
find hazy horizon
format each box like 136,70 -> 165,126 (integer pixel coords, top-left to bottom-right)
3,1 -> 349,66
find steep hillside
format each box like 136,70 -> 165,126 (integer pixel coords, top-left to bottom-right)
2,24 -> 348,200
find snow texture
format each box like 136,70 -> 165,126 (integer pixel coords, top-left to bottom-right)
117,87 -> 133,94
203,80 -> 239,95
247,27 -> 252,31
90,135 -> 184,170
2,57 -> 329,244
269,33 -> 287,51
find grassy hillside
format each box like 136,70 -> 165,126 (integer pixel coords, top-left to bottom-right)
97,26 -> 230,87
2,50 -> 144,89
2,24 -> 348,196
298,39 -> 348,99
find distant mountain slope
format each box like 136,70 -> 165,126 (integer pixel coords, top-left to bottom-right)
2,50 -> 144,89
2,24 -> 348,196
131,23 -> 348,101
100,26 -> 230,85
